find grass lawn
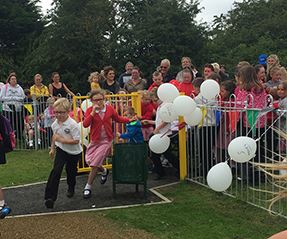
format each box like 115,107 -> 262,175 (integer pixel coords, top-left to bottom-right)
2,151 -> 287,238
1,150 -> 52,186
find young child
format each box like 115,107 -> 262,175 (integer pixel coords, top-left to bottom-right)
82,89 -> 133,199
192,77 -> 204,97
140,91 -> 155,141
44,98 -> 82,209
117,107 -> 144,144
43,97 -> 56,147
148,71 -> 163,91
88,72 -> 101,91
277,81 -> 287,153
177,68 -> 195,97
216,80 -> 237,162
25,114 -> 41,148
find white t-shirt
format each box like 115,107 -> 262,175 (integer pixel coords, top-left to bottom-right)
51,116 -> 82,155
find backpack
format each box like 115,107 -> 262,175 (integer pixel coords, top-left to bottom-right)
0,115 -> 16,153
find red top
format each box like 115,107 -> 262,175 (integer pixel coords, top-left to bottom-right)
141,101 -> 154,128
177,82 -> 194,97
83,105 -> 130,143
148,82 -> 161,91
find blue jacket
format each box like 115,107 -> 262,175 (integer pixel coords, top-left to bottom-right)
120,120 -> 144,144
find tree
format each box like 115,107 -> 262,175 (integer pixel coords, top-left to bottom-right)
209,0 -> 287,75
0,0 -> 44,82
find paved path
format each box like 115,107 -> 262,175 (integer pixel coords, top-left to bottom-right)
5,170 -> 178,217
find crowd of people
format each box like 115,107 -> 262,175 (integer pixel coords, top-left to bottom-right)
1,54 -> 287,212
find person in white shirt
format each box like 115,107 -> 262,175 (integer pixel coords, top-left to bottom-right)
44,98 -> 82,209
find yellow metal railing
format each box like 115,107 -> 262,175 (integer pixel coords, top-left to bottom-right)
72,92 -> 142,173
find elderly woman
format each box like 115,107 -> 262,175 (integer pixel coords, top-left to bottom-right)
48,72 -> 75,98
123,66 -> 147,93
30,74 -> 49,100
0,72 -> 25,138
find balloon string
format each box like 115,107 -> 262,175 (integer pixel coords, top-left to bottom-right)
253,112 -> 284,141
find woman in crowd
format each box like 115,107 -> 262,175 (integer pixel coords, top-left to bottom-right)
48,72 -> 75,98
0,72 -> 25,138
124,66 -> 146,93
100,66 -> 121,94
30,74 -> 49,100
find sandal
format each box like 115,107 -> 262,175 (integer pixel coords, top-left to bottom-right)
100,169 -> 109,185
83,189 -> 92,199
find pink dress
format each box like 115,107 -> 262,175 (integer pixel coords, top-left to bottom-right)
85,112 -> 112,167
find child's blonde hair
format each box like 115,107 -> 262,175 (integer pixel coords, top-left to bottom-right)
88,72 -> 100,83
53,98 -> 70,112
46,97 -> 55,105
141,90 -> 151,100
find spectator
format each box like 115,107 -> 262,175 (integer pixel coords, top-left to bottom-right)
30,74 -> 49,100
24,114 -> 41,148
264,66 -> 281,99
203,63 -> 215,80
88,72 -> 101,91
158,58 -> 174,83
192,77 -> 204,96
266,54 -> 280,81
124,66 -> 146,93
0,72 -> 25,138
148,71 -> 163,91
255,64 -> 266,84
48,72 -> 75,98
43,97 -> 56,147
100,66 -> 121,94
118,61 -> 134,88
140,91 -> 155,141
176,56 -> 199,82
177,69 -> 195,97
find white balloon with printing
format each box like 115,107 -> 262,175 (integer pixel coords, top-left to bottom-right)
173,95 -> 196,116
183,107 -> 202,126
81,99 -> 93,113
207,162 -> 232,192
157,83 -> 180,103
200,79 -> 220,100
228,136 -> 257,163
149,134 -> 170,154
158,103 -> 178,123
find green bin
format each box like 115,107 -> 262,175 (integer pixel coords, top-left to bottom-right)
112,143 -> 148,198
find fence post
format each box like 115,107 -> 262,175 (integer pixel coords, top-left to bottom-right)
131,92 -> 141,116
32,96 -> 38,150
178,116 -> 187,180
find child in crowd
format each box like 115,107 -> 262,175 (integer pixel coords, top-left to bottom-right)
140,91 -> 155,141
192,77 -> 204,97
88,72 -> 101,91
44,98 -> 82,209
43,97 -> 56,147
276,81 -> 287,153
216,80 -> 237,162
117,107 -> 144,144
82,89 -> 134,199
25,114 -> 41,148
177,68 -> 195,97
148,71 -> 163,91
264,66 -> 281,99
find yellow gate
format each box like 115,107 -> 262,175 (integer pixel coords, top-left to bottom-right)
72,92 -> 142,173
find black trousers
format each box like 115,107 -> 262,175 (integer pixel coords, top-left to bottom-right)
150,133 -> 179,177
44,147 -> 80,201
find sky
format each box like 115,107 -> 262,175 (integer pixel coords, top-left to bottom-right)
39,0 -> 242,25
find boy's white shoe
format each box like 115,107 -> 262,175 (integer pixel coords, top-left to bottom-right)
38,138 -> 41,145
29,140 -> 33,147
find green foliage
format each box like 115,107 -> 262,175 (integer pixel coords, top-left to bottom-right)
0,0 -> 44,82
209,0 -> 287,75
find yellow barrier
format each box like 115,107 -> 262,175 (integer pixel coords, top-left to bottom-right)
72,92 -> 142,173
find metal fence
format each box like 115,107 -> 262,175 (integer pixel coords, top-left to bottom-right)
185,94 -> 287,216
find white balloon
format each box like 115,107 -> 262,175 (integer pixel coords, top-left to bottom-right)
183,107 -> 202,126
200,79 -> 220,100
228,136 -> 257,163
207,162 -> 232,192
158,103 -> 178,123
173,95 -> 196,116
149,134 -> 170,154
157,83 -> 180,103
81,99 -> 93,113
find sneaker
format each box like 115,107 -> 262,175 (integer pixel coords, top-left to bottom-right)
66,190 -> 74,198
83,189 -> 92,199
29,140 -> 33,148
45,199 -> 54,209
0,205 -> 11,219
100,168 -> 109,185
38,138 -> 41,145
